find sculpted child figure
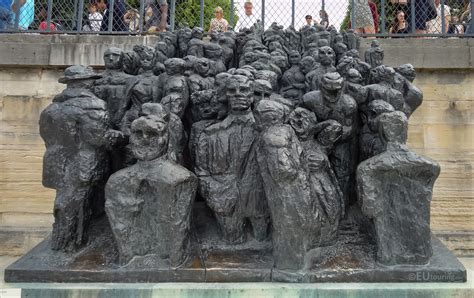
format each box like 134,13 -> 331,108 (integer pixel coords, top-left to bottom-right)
254,100 -> 318,270
289,108 -> 344,247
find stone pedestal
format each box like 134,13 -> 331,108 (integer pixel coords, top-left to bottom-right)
4,203 -> 466,283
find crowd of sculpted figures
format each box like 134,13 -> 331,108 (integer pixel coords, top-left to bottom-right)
40,21 -> 440,271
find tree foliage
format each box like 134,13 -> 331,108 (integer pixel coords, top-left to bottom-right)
175,0 -> 238,30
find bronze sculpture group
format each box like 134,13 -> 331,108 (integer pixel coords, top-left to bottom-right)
27,22 -> 451,282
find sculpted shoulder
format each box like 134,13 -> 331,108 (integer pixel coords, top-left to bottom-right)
148,159 -> 198,185
261,125 -> 293,148
302,90 -> 323,107
204,113 -> 255,134
340,94 -> 358,112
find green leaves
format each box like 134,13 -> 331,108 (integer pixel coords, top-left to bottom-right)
175,0 -> 237,30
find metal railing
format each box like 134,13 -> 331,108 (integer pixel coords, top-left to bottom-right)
0,0 -> 472,37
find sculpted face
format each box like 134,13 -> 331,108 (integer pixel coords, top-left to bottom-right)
195,58 -> 210,76
104,47 -> 123,70
226,75 -> 253,112
371,65 -> 395,84
254,100 -> 285,129
334,34 -> 343,43
377,111 -> 408,144
397,64 -> 416,82
130,104 -> 170,161
289,107 -> 316,140
319,46 -> 335,66
288,50 -> 301,66
317,121 -> 343,147
140,54 -> 154,71
268,41 -> 282,52
347,68 -> 363,84
155,41 -> 168,54
214,72 -> 231,101
192,27 -> 204,39
192,90 -> 217,120
165,58 -> 186,75
367,100 -> 395,130
321,72 -> 343,103
299,56 -> 315,74
244,52 -> 257,64
204,43 -> 223,60
253,79 -> 272,100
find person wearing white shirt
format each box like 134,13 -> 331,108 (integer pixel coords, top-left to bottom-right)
88,3 -> 103,32
234,1 -> 258,31
427,0 -> 450,34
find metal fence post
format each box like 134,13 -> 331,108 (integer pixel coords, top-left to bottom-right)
261,0 -> 265,28
46,0 -> 53,32
351,0 -> 356,29
471,0 -> 474,36
291,0 -> 295,27
321,0 -> 325,11
77,0 -> 84,33
440,0 -> 446,36
13,0 -> 20,30
230,0 -> 234,27
410,0 -> 415,34
200,0 -> 204,28
170,0 -> 176,31
73,0 -> 78,31
108,0 -> 115,32
139,0 -> 145,34
380,0 -> 386,34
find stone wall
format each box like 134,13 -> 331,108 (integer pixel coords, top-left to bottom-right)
0,35 -> 472,256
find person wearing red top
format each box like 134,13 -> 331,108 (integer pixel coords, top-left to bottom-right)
37,8 -> 56,31
368,0 -> 379,33
39,21 -> 56,31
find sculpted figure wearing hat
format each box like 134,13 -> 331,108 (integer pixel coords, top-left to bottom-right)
40,65 -> 125,252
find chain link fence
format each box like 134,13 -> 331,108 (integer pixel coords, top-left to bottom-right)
0,0 -> 473,36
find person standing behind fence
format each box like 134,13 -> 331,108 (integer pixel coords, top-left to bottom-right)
144,0 -> 168,33
404,0 -> 432,35
305,15 -> 313,27
11,0 -> 34,30
124,8 -> 140,32
89,2 -> 103,32
427,0 -> 450,34
350,0 -> 375,36
235,1 -> 257,31
368,0 -> 379,33
389,10 -> 409,36
38,7 -> 56,31
0,0 -> 13,29
461,3 -> 473,35
319,10 -> 329,29
209,6 -> 228,33
100,0 -> 127,32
